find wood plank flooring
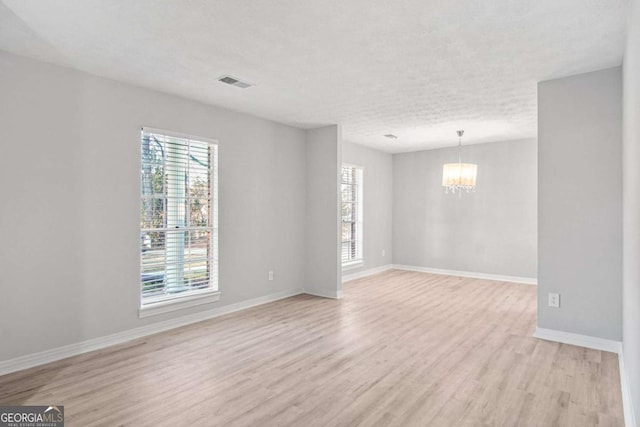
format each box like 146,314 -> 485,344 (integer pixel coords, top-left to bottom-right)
0,270 -> 624,426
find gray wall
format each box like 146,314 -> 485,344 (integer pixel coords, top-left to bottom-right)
0,51 -> 309,360
341,142 -> 393,274
392,139 -> 537,278
305,126 -> 342,298
623,0 -> 640,420
538,67 -> 622,341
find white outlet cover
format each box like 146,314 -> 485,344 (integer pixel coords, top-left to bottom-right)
548,293 -> 560,308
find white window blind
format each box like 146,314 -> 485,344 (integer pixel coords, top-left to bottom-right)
140,128 -> 218,306
341,164 -> 363,265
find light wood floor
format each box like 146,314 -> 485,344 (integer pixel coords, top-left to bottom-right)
0,270 -> 624,426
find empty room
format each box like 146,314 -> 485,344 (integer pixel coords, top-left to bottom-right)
0,1 -> 639,426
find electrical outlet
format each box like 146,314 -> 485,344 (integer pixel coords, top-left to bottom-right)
268,271 -> 274,281
382,249 -> 386,257
548,293 -> 560,308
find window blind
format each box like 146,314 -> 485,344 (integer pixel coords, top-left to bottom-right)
341,164 -> 363,265
140,128 -> 218,306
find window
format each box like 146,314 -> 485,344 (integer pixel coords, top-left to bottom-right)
341,164 -> 363,267
140,128 -> 218,314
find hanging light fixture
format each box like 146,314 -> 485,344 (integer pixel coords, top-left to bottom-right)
442,130 -> 477,194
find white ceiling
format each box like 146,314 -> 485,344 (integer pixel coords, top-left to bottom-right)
0,0 -> 627,153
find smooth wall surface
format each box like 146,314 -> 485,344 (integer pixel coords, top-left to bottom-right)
0,51 -> 308,360
341,142 -> 393,274
623,0 -> 640,420
538,67 -> 622,341
392,139 -> 537,278
305,125 -> 342,298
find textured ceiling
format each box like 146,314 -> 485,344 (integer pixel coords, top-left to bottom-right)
0,0 -> 627,152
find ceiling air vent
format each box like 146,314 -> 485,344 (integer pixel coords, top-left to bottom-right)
217,75 -> 254,88
384,134 -> 398,139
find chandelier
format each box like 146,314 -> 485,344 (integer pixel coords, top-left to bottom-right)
442,130 -> 477,194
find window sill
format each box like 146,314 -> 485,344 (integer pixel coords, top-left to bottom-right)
139,289 -> 221,318
342,260 -> 364,271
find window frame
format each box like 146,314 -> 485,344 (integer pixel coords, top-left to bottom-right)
341,163 -> 364,270
138,126 -> 220,317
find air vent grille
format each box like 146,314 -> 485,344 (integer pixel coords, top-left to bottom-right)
218,75 -> 254,88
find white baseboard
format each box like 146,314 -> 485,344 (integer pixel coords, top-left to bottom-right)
392,264 -> 537,285
534,327 -> 635,426
305,289 -> 342,299
619,348 -> 637,427
0,288 -> 303,376
533,327 -> 622,353
342,264 -> 393,283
